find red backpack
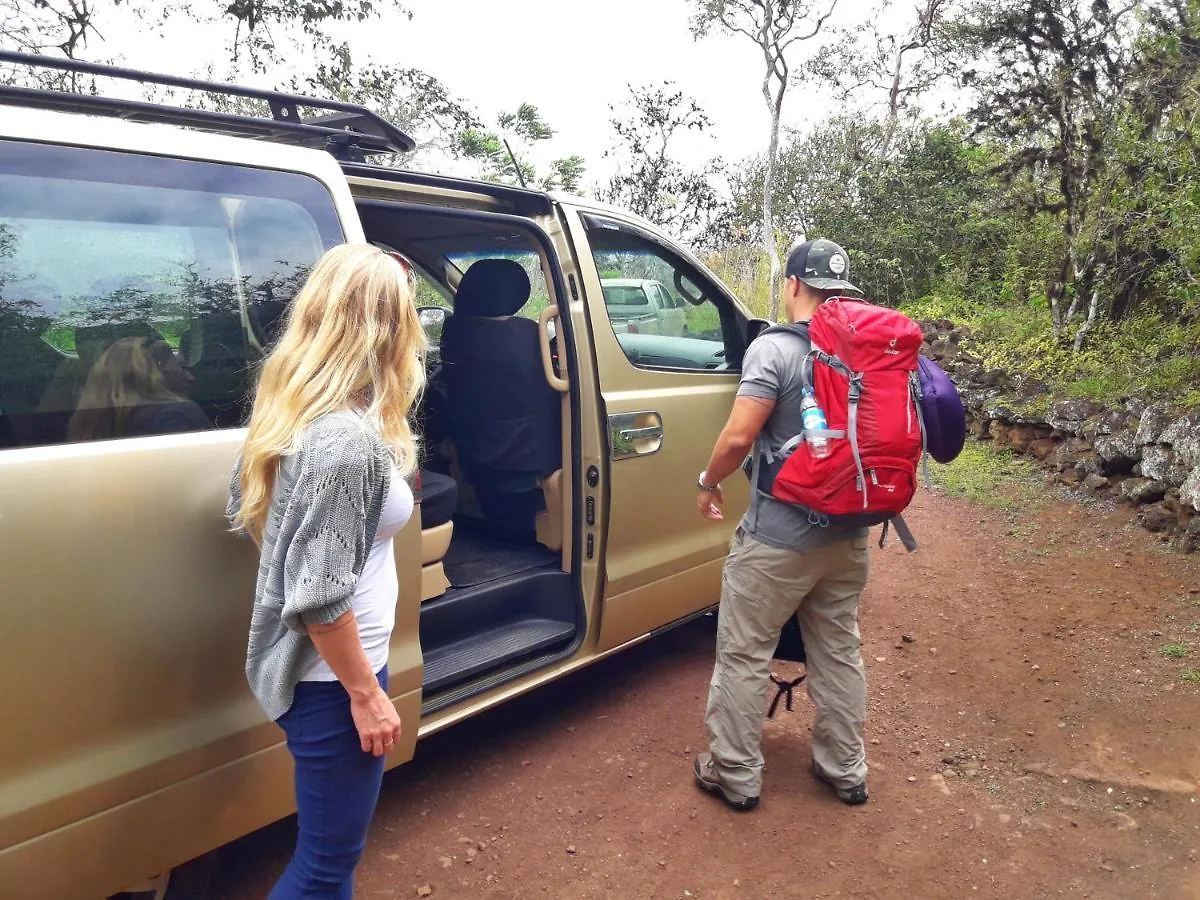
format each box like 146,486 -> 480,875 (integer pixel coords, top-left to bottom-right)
751,297 -> 927,551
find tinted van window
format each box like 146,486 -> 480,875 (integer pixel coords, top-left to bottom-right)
0,141 -> 343,449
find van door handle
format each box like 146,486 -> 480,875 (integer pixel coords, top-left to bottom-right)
538,305 -> 569,393
610,412 -> 663,459
619,426 -> 662,441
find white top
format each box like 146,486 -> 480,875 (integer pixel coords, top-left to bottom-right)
301,468 -> 414,682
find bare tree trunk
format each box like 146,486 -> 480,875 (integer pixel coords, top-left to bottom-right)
1065,249 -> 1093,324
764,91 -> 784,321
1047,253 -> 1070,334
1073,264 -> 1106,352
881,43 -> 910,158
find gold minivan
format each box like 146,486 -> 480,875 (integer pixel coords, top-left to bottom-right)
0,52 -> 757,899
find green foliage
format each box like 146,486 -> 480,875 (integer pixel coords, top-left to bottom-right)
1181,669 -> 1200,684
710,120 -> 1034,311
304,43 -> 475,162
901,293 -> 1200,405
929,442 -> 1043,509
600,82 -> 726,242
548,155 -> 587,194
457,105 -> 585,192
1160,643 -> 1190,659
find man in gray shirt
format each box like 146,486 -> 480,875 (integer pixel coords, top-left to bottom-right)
692,239 -> 872,810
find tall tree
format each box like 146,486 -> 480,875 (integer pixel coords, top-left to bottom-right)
690,0 -> 839,320
1101,1 -> 1200,326
961,0 -> 1141,344
599,82 -> 726,242
305,43 -> 476,165
814,0 -> 958,155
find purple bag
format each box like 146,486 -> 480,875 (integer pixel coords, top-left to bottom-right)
917,355 -> 966,464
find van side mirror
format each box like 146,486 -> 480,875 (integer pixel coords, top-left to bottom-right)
746,318 -> 771,343
417,306 -> 448,339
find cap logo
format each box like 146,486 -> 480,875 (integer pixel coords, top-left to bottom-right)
828,253 -> 847,275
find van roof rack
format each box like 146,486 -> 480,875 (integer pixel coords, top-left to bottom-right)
0,49 -> 416,159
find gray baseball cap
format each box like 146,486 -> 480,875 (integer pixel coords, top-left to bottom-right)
785,239 -> 860,293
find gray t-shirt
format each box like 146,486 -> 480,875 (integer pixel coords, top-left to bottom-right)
737,328 -> 862,551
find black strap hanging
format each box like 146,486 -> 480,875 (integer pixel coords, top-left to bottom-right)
767,671 -> 807,718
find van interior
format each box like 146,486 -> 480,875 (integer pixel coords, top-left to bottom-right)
355,199 -> 581,712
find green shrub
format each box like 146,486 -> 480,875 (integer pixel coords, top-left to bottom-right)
901,295 -> 1200,406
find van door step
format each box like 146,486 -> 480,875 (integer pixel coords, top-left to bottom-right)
422,617 -> 575,694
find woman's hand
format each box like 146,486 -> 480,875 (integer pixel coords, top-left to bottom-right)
350,685 -> 402,757
307,609 -> 401,756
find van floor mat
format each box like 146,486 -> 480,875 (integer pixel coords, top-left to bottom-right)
443,531 -> 558,587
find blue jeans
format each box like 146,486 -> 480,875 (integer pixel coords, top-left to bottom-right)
268,667 -> 388,900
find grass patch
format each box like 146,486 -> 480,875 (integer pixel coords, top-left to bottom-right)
929,442 -> 1043,509
1160,643 -> 1190,659
1181,669 -> 1200,684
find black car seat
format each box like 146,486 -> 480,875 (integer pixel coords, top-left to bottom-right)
439,259 -> 562,543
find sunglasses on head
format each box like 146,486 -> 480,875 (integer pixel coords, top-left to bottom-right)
385,250 -> 416,286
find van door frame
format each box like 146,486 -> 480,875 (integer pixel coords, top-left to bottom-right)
559,206 -> 751,651
344,192 -> 591,714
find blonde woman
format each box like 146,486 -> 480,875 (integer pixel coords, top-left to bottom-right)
67,335 -> 209,442
227,244 -> 426,900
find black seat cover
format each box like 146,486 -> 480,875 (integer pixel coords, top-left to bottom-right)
440,259 -> 561,537
418,469 -> 457,530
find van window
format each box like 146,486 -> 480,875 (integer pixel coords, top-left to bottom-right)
445,249 -> 550,321
0,141 -> 343,449
583,216 -> 742,371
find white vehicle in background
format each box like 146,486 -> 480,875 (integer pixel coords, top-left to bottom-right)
600,278 -> 688,336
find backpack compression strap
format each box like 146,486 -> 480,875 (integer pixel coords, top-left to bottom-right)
802,347 -> 870,511
880,516 -> 918,552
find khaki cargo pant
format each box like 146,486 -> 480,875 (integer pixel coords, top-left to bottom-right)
705,527 -> 871,797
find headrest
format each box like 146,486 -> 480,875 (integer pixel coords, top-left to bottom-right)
74,322 -> 163,368
454,259 -> 531,318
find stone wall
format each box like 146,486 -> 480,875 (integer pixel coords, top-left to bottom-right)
922,320 -> 1200,553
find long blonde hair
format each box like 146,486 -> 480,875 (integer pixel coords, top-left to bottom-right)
68,336 -> 185,441
233,243 -> 427,542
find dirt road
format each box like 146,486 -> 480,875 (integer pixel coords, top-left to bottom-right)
210,490 -> 1200,900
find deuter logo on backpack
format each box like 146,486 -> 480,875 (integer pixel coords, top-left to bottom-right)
753,297 -> 964,551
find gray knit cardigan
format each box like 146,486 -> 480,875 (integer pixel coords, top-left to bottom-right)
227,411 -> 393,721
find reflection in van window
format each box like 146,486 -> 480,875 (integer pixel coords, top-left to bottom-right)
0,141 -> 343,449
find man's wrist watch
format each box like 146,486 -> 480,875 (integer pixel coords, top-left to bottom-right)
698,471 -> 719,492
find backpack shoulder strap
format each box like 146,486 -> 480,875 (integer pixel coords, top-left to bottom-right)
745,325 -> 810,532
754,322 -> 821,391
756,321 -> 811,342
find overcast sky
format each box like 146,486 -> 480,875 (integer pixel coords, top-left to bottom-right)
97,0 -> 908,189
350,0 -> 897,184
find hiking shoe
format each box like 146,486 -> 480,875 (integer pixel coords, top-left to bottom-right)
693,753 -> 759,811
813,761 -> 869,806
